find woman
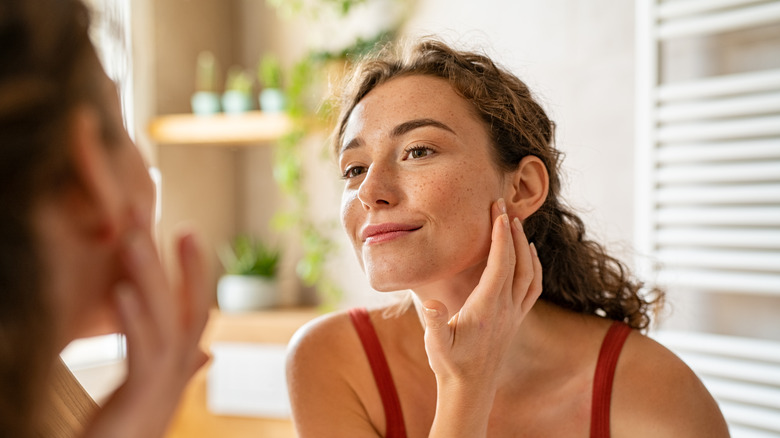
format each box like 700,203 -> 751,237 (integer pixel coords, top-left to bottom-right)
286,39 -> 729,437
0,0 -> 209,437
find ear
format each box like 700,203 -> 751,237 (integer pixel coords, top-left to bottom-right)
505,155 -> 549,220
64,105 -> 123,243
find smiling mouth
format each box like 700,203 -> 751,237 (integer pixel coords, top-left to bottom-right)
361,224 -> 423,245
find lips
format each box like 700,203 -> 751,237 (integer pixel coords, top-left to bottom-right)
360,222 -> 423,244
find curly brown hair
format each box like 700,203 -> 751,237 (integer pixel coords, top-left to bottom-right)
333,38 -> 664,331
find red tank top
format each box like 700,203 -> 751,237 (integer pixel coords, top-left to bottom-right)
348,307 -> 632,438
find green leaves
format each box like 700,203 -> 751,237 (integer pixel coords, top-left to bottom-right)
265,0 -> 367,19
220,235 -> 280,278
258,54 -> 284,89
224,66 -> 253,93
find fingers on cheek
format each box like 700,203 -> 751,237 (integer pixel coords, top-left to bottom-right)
115,283 -> 138,327
177,232 -> 210,332
178,233 -> 199,274
115,283 -> 155,352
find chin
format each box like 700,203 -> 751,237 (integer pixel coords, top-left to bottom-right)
365,266 -> 433,293
365,272 -> 405,292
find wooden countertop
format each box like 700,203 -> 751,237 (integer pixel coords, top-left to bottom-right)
164,307 -> 320,438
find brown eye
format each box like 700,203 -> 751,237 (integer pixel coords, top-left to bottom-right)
342,166 -> 367,179
404,145 -> 434,160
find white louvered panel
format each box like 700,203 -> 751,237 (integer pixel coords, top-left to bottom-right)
657,69 -> 780,102
656,228 -> 780,249
657,1 -> 780,39
657,269 -> 780,295
701,377 -> 780,410
653,330 -> 780,362
671,351 -> 780,387
656,161 -> 780,184
656,183 -> 780,205
657,139 -> 780,164
658,0 -> 773,20
656,206 -> 780,226
718,401 -> 780,434
657,116 -> 780,143
729,425 -> 780,438
657,249 -> 780,272
657,92 -> 780,123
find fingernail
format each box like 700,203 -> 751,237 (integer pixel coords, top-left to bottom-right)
530,242 -> 538,257
501,213 -> 510,227
423,306 -> 439,318
513,217 -> 523,232
497,198 -> 507,215
180,232 -> 196,257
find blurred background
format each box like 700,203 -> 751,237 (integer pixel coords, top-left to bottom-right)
63,0 -> 779,436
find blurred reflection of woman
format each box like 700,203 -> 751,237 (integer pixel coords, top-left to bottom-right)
287,39 -> 729,437
0,1 -> 209,436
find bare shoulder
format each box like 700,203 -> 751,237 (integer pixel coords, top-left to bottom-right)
285,307 -> 388,438
611,330 -> 730,437
286,309 -> 366,403
287,308 -> 357,370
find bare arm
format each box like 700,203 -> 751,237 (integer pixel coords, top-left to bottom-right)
287,314 -> 386,438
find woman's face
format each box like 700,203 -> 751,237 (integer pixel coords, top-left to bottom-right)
339,75 -> 508,293
85,73 -> 156,333
49,70 -> 156,341
100,77 -> 156,229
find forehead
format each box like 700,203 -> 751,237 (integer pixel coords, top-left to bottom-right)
341,75 -> 486,149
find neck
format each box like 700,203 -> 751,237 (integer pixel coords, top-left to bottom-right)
410,293 -> 587,386
410,259 -> 487,317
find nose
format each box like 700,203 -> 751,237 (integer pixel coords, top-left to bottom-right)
356,163 -> 398,210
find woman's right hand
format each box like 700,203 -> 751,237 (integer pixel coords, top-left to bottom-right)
82,217 -> 210,438
421,198 -> 543,437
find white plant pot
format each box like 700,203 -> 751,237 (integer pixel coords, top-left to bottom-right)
217,275 -> 277,313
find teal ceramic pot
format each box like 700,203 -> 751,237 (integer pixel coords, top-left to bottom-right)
191,91 -> 221,115
259,88 -> 286,113
222,90 -> 254,114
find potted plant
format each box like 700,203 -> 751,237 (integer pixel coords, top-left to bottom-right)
222,66 -> 254,114
217,235 -> 280,312
191,51 -> 221,115
257,54 -> 286,113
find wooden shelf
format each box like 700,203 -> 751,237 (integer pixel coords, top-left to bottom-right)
165,307 -> 320,438
148,111 -> 292,145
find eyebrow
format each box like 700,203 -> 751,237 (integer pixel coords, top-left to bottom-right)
340,118 -> 455,155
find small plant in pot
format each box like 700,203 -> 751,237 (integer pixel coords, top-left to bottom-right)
217,235 -> 280,313
191,51 -> 221,115
257,54 -> 286,113
222,66 -> 254,114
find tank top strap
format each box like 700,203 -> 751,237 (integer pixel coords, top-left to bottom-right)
348,307 -> 407,438
590,320 -> 632,438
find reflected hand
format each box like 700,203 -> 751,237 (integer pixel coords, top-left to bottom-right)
83,217 -> 210,438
